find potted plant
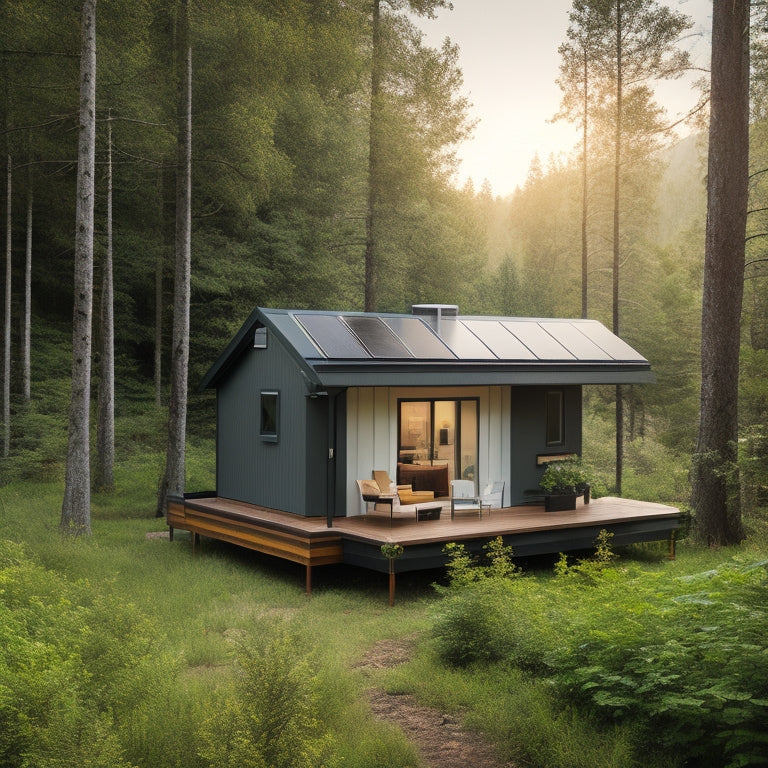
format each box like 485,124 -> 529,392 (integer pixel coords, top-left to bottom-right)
539,458 -> 591,511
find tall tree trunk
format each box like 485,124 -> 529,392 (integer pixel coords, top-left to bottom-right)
22,164 -> 31,406
691,0 -> 749,546
96,114 -> 114,491
364,0 -> 381,312
613,0 -> 623,495
154,166 -> 167,408
2,155 -> 10,459
581,50 -> 589,320
61,0 -> 97,536
157,0 -> 191,516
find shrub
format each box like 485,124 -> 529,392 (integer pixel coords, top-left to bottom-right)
556,557 -> 768,767
0,540 -> 173,768
433,540 -> 558,670
198,625 -> 339,768
540,457 -> 592,495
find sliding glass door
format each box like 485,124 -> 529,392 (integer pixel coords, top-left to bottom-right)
397,398 -> 479,486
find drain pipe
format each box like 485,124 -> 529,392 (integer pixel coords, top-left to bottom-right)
325,389 -> 343,528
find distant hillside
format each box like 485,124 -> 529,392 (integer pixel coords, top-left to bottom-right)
654,132 -> 708,245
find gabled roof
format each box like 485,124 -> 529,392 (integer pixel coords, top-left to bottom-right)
200,306 -> 654,391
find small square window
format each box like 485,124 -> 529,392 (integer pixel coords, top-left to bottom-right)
254,327 -> 268,348
260,391 -> 279,442
545,390 -> 564,446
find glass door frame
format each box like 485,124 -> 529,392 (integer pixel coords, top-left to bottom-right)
396,397 -> 480,486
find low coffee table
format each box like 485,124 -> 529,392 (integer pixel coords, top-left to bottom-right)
416,504 -> 442,522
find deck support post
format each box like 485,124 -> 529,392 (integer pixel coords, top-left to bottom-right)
668,530 -> 676,559
305,564 -> 312,595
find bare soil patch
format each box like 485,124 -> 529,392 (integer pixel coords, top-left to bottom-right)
356,638 -> 514,768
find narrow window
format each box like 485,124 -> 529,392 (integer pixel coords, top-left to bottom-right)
545,390 -> 564,446
253,326 -> 268,348
260,391 -> 279,442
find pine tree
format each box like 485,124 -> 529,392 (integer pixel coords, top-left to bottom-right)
691,0 -> 750,546
61,0 -> 97,536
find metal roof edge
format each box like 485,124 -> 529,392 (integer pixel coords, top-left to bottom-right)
314,369 -> 656,387
199,308 -> 326,392
259,309 -> 324,389
198,307 -> 265,391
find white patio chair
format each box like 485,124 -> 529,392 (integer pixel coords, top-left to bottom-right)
481,481 -> 505,513
450,479 -> 482,519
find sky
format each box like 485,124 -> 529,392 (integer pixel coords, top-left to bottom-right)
415,0 -> 714,197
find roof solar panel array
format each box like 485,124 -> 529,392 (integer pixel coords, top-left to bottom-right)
290,311 -> 646,364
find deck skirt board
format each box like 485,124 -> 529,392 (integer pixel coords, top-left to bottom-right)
168,501 -> 344,567
167,495 -> 680,579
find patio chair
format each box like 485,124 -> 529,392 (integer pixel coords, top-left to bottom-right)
450,479 -> 482,519
480,481 -> 505,513
373,469 -> 435,505
357,479 -> 397,515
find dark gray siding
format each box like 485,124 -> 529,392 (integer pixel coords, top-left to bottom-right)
509,385 -> 582,505
305,396 -> 329,517
216,335 -> 313,514
303,388 -> 348,518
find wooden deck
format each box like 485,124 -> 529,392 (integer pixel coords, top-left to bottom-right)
167,494 -> 681,594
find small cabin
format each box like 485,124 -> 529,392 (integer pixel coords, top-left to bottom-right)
198,305 -> 654,525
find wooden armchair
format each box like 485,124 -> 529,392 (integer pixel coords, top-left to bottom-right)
373,470 -> 435,505
356,479 -> 396,514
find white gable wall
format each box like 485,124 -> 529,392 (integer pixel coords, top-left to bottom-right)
345,385 -> 511,516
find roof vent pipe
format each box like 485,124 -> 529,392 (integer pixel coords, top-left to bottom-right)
411,304 -> 458,335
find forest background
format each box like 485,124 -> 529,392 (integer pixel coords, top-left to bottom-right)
2,2 -> 768,767
0,0 -> 767,520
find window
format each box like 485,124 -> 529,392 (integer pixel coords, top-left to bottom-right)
397,398 -> 479,484
260,391 -> 279,442
253,326 -> 268,348
545,390 -> 564,446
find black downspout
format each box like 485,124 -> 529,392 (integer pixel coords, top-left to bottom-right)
326,389 -> 340,528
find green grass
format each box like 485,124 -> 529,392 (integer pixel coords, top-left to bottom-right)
1,442 -> 766,768
0,453 -> 434,767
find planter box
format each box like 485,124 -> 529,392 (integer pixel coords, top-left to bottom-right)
544,493 -> 578,511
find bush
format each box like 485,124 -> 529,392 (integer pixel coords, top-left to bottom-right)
557,557 -> 768,767
432,540 -> 558,670
198,625 -> 339,768
0,540 -> 175,768
431,535 -> 768,767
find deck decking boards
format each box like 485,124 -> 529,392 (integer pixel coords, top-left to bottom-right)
167,495 -> 680,591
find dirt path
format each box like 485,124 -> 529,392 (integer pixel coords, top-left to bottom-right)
356,638 -> 515,768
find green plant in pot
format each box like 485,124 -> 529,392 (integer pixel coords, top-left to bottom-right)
540,457 -> 591,511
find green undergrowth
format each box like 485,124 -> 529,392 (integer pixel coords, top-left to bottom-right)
1,447 -> 767,768
0,467 -> 431,768
414,536 -> 768,768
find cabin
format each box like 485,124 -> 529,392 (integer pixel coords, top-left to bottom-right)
167,305 -> 680,592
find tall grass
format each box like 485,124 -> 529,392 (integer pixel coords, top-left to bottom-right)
2,432 -> 766,767
0,445 -> 433,768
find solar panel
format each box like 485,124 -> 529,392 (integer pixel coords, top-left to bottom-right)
438,320 -> 497,359
295,314 -> 370,358
538,322 -> 613,360
382,317 -> 455,359
461,320 -> 537,360
343,315 -> 412,358
570,321 -> 647,361
502,321 -> 574,360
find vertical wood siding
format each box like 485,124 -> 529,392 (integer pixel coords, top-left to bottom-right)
217,337 -> 312,514
345,385 -> 510,516
509,385 -> 582,505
